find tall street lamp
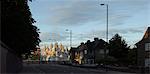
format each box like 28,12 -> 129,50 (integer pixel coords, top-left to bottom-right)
100,4 -> 108,44
100,3 -> 108,71
66,29 -> 72,49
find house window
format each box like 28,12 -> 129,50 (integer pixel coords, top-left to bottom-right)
84,50 -> 87,54
145,58 -> 150,67
99,49 -> 104,54
145,43 -> 150,51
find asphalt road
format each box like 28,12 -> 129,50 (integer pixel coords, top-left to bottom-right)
19,63 -> 137,74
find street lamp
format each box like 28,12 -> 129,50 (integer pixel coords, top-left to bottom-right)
100,4 -> 108,44
100,3 -> 109,71
66,29 -> 72,49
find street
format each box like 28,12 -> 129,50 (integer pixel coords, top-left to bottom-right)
19,63 -> 137,74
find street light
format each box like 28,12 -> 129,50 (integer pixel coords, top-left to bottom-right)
100,3 -> 109,71
100,4 -> 108,44
66,29 -> 72,49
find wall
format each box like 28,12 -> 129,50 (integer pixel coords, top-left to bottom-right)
0,42 -> 23,73
137,43 -> 145,67
0,44 -> 7,73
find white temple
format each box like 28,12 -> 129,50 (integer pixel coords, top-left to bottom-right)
40,43 -> 69,61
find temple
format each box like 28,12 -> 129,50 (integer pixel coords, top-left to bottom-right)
40,43 -> 70,62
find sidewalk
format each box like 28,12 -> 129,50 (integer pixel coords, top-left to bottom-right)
72,63 -> 98,68
102,65 -> 150,74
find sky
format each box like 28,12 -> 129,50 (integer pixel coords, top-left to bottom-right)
28,0 -> 150,48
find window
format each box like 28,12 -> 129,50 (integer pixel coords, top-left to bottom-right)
84,50 -> 87,54
99,49 -> 104,54
145,43 -> 150,51
145,58 -> 150,67
145,52 -> 150,58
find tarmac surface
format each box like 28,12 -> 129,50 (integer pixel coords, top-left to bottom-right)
19,63 -> 138,74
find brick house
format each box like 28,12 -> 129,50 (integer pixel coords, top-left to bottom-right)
136,27 -> 150,67
69,38 -> 107,64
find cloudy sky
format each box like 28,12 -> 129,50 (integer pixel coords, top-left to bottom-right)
28,0 -> 150,47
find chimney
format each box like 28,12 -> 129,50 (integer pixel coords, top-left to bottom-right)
87,40 -> 91,43
81,42 -> 84,45
94,37 -> 99,41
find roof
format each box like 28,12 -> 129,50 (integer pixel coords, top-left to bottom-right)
136,27 -> 150,45
143,27 -> 150,39
70,47 -> 78,52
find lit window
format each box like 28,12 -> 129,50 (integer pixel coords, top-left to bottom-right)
145,43 -> 150,51
84,50 -> 87,54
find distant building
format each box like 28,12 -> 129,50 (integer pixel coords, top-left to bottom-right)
69,38 -> 107,64
84,40 -> 95,64
69,47 -> 78,64
93,38 -> 108,64
40,43 -> 69,62
69,43 -> 85,64
136,27 -> 150,67
33,47 -> 41,59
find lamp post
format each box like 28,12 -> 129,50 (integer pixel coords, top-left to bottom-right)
100,4 -> 108,45
66,29 -> 72,49
100,3 -> 108,71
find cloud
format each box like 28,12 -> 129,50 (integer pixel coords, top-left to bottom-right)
29,0 -> 149,47
48,0 -> 106,26
39,26 -> 145,47
40,32 -> 67,42
46,0 -> 149,26
109,28 -> 143,35
74,27 -> 144,41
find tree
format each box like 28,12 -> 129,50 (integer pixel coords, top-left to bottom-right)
108,34 -> 130,65
128,47 -> 137,66
1,0 -> 41,57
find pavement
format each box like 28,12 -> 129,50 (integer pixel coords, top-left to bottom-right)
18,63 -> 138,74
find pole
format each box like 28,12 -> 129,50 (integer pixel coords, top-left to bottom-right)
70,30 -> 72,48
100,3 -> 108,72
106,4 -> 108,71
106,4 -> 108,44
66,29 -> 72,49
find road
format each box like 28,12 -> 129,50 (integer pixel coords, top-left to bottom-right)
19,63 -> 137,74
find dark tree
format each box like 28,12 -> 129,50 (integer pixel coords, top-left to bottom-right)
1,0 -> 41,57
108,34 -> 129,65
128,47 -> 137,65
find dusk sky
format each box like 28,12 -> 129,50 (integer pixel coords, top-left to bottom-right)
28,0 -> 150,48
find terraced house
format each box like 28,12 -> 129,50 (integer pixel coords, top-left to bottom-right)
136,27 -> 150,68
